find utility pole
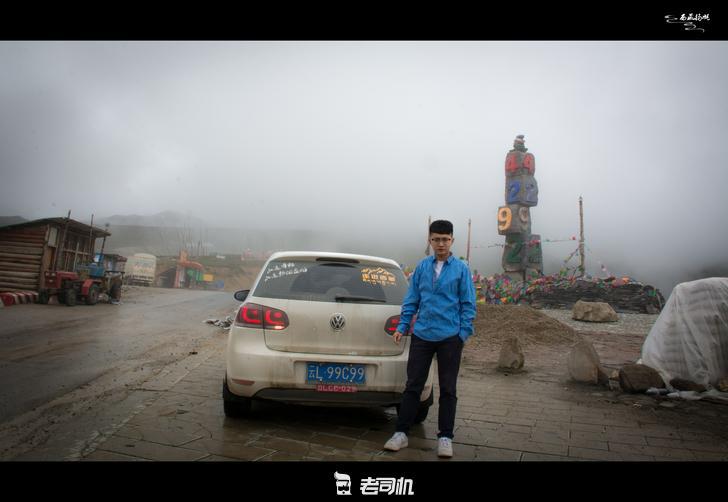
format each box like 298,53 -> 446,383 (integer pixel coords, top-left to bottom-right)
466,218 -> 471,264
579,196 -> 585,277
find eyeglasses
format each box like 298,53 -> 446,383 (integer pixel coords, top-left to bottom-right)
430,237 -> 452,244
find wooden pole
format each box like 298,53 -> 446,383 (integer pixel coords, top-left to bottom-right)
579,196 -> 585,277
466,218 -> 471,264
424,215 -> 431,256
52,210 -> 72,271
99,223 -> 110,257
87,214 -> 94,263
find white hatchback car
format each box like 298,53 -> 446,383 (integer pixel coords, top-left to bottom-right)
223,251 -> 434,421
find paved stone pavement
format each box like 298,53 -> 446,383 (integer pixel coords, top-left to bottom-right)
80,333 -> 728,462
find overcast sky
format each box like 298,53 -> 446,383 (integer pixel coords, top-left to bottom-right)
1,41 -> 727,294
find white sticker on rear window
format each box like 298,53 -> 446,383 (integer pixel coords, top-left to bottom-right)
361,267 -> 397,286
264,262 -> 308,282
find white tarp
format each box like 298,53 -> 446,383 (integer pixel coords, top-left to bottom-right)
641,277 -> 728,389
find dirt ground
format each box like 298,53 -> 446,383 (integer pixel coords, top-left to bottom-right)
203,264 -> 261,292
462,304 -> 653,377
154,256 -> 262,293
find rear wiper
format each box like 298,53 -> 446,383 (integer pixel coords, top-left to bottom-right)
335,295 -> 386,303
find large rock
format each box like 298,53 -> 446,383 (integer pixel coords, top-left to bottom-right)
619,364 -> 665,393
718,379 -> 728,393
572,300 -> 618,322
497,337 -> 525,370
669,378 -> 707,393
568,337 -> 601,384
597,366 -> 611,387
607,370 -> 622,391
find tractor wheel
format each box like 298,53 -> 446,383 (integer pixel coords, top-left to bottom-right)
64,288 -> 77,307
85,285 -> 99,305
109,283 -> 122,301
38,290 -> 49,304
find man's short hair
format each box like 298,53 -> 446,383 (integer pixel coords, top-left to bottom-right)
429,220 -> 453,235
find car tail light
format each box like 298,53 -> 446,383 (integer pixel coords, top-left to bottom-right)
236,303 -> 289,330
384,314 -> 416,336
384,315 -> 399,335
264,307 -> 289,330
237,303 -> 263,327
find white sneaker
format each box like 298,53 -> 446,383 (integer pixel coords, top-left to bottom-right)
383,432 -> 408,451
437,437 -> 453,458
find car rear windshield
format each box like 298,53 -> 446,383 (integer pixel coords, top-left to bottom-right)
253,259 -> 408,305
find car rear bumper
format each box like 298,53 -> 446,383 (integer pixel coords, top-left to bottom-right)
254,388 -> 403,407
225,331 -> 433,405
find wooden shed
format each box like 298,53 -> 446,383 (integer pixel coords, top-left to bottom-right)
0,217 -> 111,292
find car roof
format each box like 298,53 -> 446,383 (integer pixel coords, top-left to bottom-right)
266,251 -> 400,268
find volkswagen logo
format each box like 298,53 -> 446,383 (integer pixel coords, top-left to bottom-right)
330,313 -> 346,331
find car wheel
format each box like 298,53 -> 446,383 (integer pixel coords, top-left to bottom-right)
413,388 -> 434,424
222,377 -> 252,417
394,388 -> 434,424
85,285 -> 99,305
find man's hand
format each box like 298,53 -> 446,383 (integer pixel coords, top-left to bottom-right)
392,330 -> 403,344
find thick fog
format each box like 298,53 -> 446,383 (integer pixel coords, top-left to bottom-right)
1,41 -> 727,295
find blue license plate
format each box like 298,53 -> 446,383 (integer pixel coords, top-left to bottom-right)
307,362 -> 366,385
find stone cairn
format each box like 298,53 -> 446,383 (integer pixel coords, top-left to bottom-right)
498,135 -> 543,281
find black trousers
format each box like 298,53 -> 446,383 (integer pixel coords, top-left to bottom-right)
395,333 -> 464,439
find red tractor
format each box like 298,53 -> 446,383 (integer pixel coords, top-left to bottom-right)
36,217 -> 123,306
38,262 -> 122,306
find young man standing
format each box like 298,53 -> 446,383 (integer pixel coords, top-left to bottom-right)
384,219 -> 477,458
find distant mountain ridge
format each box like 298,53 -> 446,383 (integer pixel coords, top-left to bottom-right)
101,224 -> 330,258
0,212 -> 207,229
0,216 -> 28,227
94,211 -> 209,228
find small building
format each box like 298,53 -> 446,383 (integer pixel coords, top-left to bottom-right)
0,217 -> 110,292
175,250 -> 204,289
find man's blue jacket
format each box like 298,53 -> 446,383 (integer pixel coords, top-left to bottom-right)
396,254 -> 476,342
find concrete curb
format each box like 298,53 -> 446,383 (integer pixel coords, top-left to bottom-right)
0,291 -> 38,306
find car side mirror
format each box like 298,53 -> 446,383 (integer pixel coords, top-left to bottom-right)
233,289 -> 250,302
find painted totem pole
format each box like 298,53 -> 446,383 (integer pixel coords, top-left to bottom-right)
498,135 -> 543,280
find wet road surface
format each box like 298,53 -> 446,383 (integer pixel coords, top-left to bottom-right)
0,286 -> 236,459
